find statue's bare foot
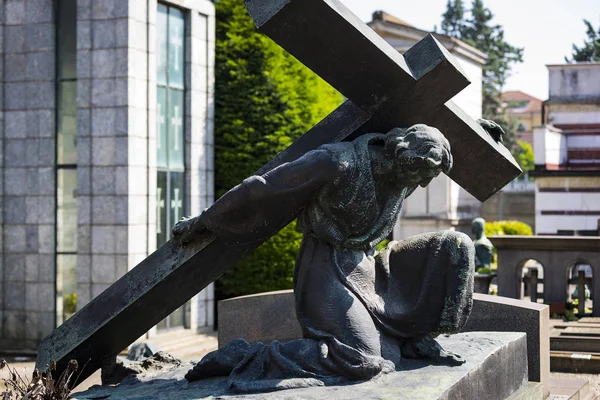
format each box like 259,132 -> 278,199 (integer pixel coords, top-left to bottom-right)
185,338 -> 249,382
401,335 -> 465,366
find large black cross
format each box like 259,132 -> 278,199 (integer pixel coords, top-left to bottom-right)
37,0 -> 521,384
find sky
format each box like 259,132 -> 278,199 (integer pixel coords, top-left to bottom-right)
338,0 -> 600,101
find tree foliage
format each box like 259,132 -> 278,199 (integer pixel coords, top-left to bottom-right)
513,140 -> 534,173
440,0 -> 523,152
566,20 -> 600,62
441,0 -> 464,38
213,0 -> 342,298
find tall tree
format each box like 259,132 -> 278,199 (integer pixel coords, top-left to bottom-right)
566,20 -> 600,62
213,0 -> 342,299
440,0 -> 523,151
440,0 -> 464,38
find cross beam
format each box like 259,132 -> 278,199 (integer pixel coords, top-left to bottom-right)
37,0 -> 520,384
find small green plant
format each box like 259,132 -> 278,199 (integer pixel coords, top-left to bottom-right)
375,239 -> 390,252
564,309 -> 579,321
63,293 -> 77,315
476,267 -> 492,274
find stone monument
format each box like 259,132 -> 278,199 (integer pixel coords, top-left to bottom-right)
36,0 -> 522,388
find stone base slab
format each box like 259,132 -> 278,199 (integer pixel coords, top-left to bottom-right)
73,332 -> 532,400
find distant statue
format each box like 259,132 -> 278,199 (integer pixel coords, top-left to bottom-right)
471,218 -> 494,270
174,124 -> 485,392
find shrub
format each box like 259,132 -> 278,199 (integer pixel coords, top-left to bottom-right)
214,0 -> 342,299
485,220 -> 533,236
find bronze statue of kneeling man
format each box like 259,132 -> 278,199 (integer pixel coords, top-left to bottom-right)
173,123 -> 495,393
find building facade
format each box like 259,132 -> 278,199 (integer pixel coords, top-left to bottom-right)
532,62 -> 600,236
0,0 -> 215,351
501,90 -> 543,147
368,11 -> 486,238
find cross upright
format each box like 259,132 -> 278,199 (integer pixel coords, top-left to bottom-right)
37,0 -> 521,384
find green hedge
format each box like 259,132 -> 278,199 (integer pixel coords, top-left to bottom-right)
213,0 -> 342,299
485,220 -> 533,236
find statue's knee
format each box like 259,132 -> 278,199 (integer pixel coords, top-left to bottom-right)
442,231 -> 474,266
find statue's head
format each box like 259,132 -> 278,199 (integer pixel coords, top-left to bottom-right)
472,217 -> 485,238
384,124 -> 453,188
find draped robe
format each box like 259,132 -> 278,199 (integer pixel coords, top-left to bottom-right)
198,133 -> 475,392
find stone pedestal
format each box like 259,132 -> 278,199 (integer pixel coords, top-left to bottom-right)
73,332 -> 535,400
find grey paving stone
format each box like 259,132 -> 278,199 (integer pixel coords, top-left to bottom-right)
92,137 -> 116,165
26,110 -> 41,138
26,139 -> 39,166
91,283 -> 111,299
5,0 -> 26,25
5,139 -> 27,166
38,138 -> 55,166
3,312 -> 25,339
27,81 -> 55,109
77,0 -> 91,20
38,110 -> 54,137
92,19 -> 117,48
78,109 -> 92,138
26,225 -> 39,252
77,49 -> 91,78
3,196 -> 26,224
37,224 -> 54,254
38,312 -> 55,338
77,79 -> 92,108
115,166 -> 128,195
27,51 -> 55,81
4,82 -> 28,110
92,225 -> 116,254
114,225 -> 128,253
37,254 -> 55,282
115,136 -> 128,165
92,0 -> 128,20
26,0 -> 54,24
77,166 -> 91,195
115,18 -> 128,47
4,26 -> 26,53
38,283 -> 55,312
5,53 -> 27,82
38,196 -> 54,224
92,195 -> 116,224
4,168 -> 27,195
91,48 -> 116,78
77,196 -> 91,224
92,166 -> 116,194
77,254 -> 92,283
91,107 -> 117,136
25,311 -> 40,340
91,255 -> 116,283
91,78 -> 116,107
5,111 -> 27,138
25,254 -> 39,282
25,283 -> 40,312
37,167 -> 55,195
4,253 -> 26,281
26,196 -> 40,224
5,281 -> 26,311
26,23 -> 54,52
77,225 -> 91,253
77,20 -> 92,50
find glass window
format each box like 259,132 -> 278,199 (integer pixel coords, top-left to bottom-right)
56,0 -> 78,327
168,89 -> 185,169
157,3 -> 187,331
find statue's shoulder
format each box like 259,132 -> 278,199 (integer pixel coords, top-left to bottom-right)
317,142 -> 357,175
